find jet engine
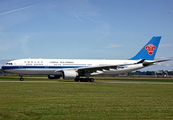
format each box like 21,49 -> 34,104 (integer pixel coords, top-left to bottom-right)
62,70 -> 78,79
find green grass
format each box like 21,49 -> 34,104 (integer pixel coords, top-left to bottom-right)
0,81 -> 173,119
1,75 -> 173,83
0,76 -> 48,81
95,77 -> 173,82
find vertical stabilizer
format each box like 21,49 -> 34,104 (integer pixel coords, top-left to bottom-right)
129,36 -> 161,60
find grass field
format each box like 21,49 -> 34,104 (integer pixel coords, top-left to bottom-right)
1,75 -> 173,82
0,76 -> 173,119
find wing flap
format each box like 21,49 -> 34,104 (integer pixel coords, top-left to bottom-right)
77,63 -> 135,73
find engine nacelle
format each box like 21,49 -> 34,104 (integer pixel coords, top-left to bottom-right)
48,75 -> 62,79
62,70 -> 78,79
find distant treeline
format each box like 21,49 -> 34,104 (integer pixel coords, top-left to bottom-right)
129,71 -> 172,76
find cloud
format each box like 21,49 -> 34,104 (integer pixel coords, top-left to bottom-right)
141,58 -> 173,71
155,57 -> 168,60
159,44 -> 171,47
43,0 -> 119,32
105,44 -> 123,48
74,15 -> 83,22
60,52 -> 72,56
0,2 -> 41,16
77,15 -> 118,31
153,57 -> 173,70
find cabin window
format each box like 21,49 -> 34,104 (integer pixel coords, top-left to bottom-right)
6,63 -> 13,65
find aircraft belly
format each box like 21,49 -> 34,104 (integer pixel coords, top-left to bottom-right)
6,69 -> 55,75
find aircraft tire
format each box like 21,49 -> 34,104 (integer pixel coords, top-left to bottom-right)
74,78 -> 80,82
80,78 -> 84,82
90,78 -> 94,82
85,78 -> 89,82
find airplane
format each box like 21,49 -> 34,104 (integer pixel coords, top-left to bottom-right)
1,36 -> 169,82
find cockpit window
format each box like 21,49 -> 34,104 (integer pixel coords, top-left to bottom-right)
6,63 -> 13,65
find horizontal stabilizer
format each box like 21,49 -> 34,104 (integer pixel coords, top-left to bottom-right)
143,59 -> 170,66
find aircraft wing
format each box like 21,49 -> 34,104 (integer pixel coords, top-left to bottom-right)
53,62 -> 137,74
76,59 -> 147,73
76,59 -> 170,73
76,63 -> 136,73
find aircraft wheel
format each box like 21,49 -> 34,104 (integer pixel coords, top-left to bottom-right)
20,78 -> 24,81
85,78 -> 89,82
19,75 -> 24,81
74,78 -> 80,82
80,78 -> 84,82
90,78 -> 94,82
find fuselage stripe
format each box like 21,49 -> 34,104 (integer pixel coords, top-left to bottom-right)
2,66 -> 86,70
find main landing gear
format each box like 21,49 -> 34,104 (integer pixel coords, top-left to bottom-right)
74,78 -> 94,82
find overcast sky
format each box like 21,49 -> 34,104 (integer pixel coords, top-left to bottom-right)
0,0 -> 173,71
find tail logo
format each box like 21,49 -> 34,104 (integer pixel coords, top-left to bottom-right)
145,44 -> 156,55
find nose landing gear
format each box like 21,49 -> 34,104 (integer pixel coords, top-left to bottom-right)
19,75 -> 24,81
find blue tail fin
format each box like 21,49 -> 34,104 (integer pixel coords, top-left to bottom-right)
129,36 -> 161,60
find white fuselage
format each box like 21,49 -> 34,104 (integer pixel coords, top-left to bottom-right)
1,36 -> 166,81
2,59 -> 145,76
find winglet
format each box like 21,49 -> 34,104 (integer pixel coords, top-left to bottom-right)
129,36 -> 161,60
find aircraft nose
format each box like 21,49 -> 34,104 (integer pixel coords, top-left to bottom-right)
1,66 -> 6,70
